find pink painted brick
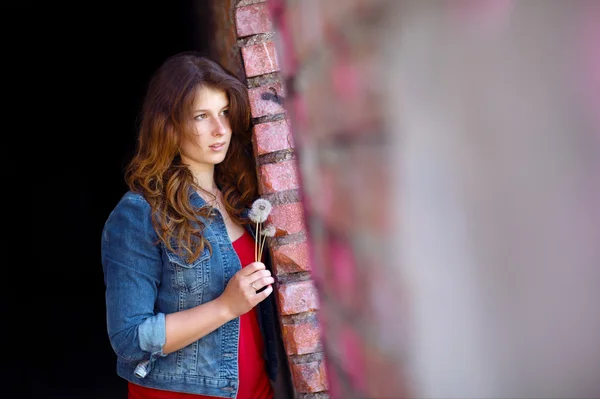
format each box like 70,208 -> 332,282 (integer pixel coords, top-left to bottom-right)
242,41 -> 280,77
235,2 -> 273,38
290,360 -> 328,393
271,240 -> 310,274
282,318 -> 322,355
277,280 -> 319,315
248,83 -> 286,118
258,160 -> 299,194
253,119 -> 294,156
268,202 -> 305,236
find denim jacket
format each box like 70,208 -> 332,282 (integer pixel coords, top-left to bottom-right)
101,190 -> 280,398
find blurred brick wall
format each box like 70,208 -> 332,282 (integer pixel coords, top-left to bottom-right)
234,1 -> 327,398
259,1 -> 600,399
262,0 -> 409,398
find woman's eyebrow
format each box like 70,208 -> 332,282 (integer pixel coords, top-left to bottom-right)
193,104 -> 230,113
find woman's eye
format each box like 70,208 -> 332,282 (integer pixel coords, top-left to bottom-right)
195,114 -> 207,120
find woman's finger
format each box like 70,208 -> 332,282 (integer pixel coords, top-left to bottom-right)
254,284 -> 274,302
240,261 -> 265,276
250,276 -> 275,292
247,269 -> 271,282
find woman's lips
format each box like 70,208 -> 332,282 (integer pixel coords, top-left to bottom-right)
209,143 -> 225,151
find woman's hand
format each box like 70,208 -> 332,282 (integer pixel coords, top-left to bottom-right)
217,261 -> 274,319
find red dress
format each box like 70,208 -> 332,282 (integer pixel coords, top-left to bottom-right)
128,229 -> 273,399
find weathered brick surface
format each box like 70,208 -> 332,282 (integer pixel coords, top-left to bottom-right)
291,360 -> 328,393
282,317 -> 322,355
268,202 -> 306,236
252,119 -> 294,155
257,160 -> 299,194
242,41 -> 280,77
235,1 -> 326,397
235,1 -> 273,38
271,240 -> 310,274
248,82 -> 286,118
277,280 -> 319,315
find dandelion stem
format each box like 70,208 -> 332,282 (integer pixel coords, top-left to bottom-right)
257,222 -> 262,261
255,221 -> 259,262
259,234 -> 267,260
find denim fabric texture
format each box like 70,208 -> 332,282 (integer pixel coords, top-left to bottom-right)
101,190 -> 279,398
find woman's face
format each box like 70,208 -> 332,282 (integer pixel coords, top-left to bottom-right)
180,85 -> 231,172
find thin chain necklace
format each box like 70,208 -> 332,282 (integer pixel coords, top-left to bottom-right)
198,190 -> 231,222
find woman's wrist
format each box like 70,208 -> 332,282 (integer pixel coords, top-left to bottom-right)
213,295 -> 235,322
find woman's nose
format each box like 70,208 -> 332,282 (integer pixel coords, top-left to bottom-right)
212,118 -> 226,136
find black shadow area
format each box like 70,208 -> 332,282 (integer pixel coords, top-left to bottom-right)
14,3 -> 212,398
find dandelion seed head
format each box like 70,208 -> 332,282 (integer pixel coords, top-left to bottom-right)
251,198 -> 272,223
261,225 -> 276,237
248,209 -> 259,223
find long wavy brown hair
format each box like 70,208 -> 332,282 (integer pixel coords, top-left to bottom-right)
125,52 -> 258,262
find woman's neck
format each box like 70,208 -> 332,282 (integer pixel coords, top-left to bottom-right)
196,180 -> 218,195
190,167 -> 217,194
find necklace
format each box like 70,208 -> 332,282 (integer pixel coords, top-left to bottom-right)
201,195 -> 221,210
197,190 -> 230,220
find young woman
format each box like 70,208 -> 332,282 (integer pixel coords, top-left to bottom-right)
101,52 -> 281,399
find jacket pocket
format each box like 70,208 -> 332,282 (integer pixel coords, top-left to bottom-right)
166,246 -> 210,293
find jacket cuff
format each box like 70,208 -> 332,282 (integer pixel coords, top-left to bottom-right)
134,313 -> 167,378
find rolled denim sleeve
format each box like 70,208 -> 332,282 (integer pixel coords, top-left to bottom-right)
101,193 -> 166,366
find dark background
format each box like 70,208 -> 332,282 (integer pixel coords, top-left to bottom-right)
7,3 -> 211,398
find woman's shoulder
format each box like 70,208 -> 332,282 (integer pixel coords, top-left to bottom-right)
118,190 -> 149,205
105,190 -> 152,226
101,191 -> 160,258
111,190 -> 150,211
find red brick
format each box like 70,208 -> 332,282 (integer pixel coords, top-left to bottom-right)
242,41 -> 280,78
252,119 -> 294,155
318,361 -> 328,391
235,2 -> 273,38
258,160 -> 299,194
282,318 -> 322,355
271,240 -> 310,274
268,202 -> 305,236
277,280 -> 319,315
290,360 -> 328,393
248,83 -> 286,118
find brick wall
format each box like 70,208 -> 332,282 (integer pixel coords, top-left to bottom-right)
234,0 -> 413,397
234,1 -> 327,398
260,1 -> 411,398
